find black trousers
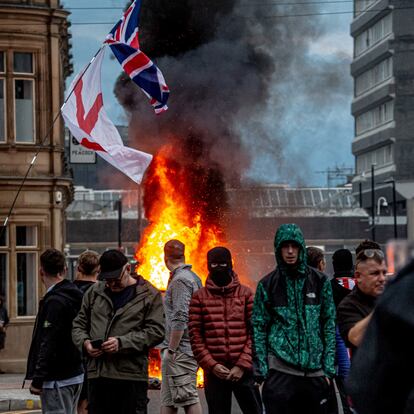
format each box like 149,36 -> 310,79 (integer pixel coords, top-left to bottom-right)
204,371 -> 263,414
262,370 -> 329,414
88,378 -> 148,414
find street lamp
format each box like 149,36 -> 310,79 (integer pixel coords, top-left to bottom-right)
377,196 -> 388,216
383,179 -> 398,239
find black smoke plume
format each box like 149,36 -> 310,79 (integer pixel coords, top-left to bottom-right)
115,0 -> 350,185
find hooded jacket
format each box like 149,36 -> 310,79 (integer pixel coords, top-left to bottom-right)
252,223 -> 336,378
189,272 -> 254,372
25,279 -> 84,388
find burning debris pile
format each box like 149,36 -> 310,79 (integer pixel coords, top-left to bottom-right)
135,137 -> 227,290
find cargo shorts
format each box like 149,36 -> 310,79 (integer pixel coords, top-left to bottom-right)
161,350 -> 200,408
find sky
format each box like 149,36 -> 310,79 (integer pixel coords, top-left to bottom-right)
62,0 -> 355,187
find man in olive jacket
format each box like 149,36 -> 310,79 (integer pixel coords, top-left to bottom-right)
72,250 -> 165,414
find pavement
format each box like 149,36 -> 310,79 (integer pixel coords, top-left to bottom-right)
0,374 -> 41,412
0,374 -> 243,413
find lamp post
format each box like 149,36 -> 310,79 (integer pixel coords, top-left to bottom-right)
383,179 -> 397,239
392,179 -> 397,239
371,164 -> 375,241
116,198 -> 123,249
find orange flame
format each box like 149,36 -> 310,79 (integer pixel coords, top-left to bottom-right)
148,348 -> 204,387
148,348 -> 162,380
135,146 -> 225,290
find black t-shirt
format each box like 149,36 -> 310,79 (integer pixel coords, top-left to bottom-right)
105,283 -> 137,311
337,286 -> 376,354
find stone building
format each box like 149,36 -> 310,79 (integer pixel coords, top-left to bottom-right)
0,0 -> 72,372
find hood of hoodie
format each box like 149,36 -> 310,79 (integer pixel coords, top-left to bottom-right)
206,271 -> 240,294
274,223 -> 307,275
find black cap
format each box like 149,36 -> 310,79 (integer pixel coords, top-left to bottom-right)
164,240 -> 185,260
207,247 -> 232,272
99,249 -> 128,279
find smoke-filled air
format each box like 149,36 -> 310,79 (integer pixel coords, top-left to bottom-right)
114,0 -> 352,186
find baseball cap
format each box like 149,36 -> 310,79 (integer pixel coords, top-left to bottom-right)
164,239 -> 185,259
99,249 -> 128,279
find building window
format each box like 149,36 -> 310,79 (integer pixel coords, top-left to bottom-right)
354,0 -> 380,17
0,51 -> 36,143
17,252 -> 37,316
0,226 -> 8,306
355,57 -> 393,97
356,145 -> 394,174
16,225 -> 37,247
0,79 -> 4,143
356,100 -> 394,135
16,225 -> 38,317
355,14 -> 392,57
13,52 -> 33,74
14,79 -> 34,143
0,52 -> 5,143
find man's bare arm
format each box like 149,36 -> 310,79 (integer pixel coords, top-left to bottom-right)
169,330 -> 184,351
348,313 -> 373,347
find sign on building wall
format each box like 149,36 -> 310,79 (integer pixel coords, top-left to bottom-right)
69,136 -> 96,164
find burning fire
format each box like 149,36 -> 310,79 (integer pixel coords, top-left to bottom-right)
136,144 -> 227,386
148,349 -> 205,388
135,144 -> 226,290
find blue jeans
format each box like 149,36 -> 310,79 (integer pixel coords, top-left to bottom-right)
40,383 -> 82,414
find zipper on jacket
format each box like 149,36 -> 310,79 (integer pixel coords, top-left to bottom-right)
223,288 -> 230,363
293,279 -> 302,369
103,288 -> 147,340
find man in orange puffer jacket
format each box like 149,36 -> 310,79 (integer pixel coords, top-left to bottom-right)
189,247 -> 262,414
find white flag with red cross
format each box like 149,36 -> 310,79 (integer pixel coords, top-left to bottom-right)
61,47 -> 152,184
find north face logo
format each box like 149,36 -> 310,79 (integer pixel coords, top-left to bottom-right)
306,292 -> 316,299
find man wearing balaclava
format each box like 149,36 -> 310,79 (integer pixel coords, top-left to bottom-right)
189,247 -> 262,414
252,224 -> 336,414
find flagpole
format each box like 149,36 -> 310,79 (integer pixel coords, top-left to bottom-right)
0,45 -> 107,241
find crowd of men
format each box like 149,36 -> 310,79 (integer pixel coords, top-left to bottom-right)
23,222 -> 412,414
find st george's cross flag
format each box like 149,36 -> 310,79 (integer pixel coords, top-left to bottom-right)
105,0 -> 170,114
61,47 -> 152,184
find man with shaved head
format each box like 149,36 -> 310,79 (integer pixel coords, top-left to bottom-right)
337,247 -> 387,354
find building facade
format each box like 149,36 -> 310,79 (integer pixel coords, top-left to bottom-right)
351,0 -> 414,238
0,0 -> 72,372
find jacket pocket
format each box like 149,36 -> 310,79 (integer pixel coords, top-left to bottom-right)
167,373 -> 195,404
87,357 -> 97,372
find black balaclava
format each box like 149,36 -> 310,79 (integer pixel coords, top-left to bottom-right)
207,247 -> 233,287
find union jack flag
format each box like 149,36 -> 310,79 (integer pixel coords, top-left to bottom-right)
105,0 -> 169,114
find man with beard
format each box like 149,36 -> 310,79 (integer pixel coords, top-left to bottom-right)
189,247 -> 262,414
252,223 -> 336,414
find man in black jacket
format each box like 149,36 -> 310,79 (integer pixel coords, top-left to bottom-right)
26,249 -> 83,414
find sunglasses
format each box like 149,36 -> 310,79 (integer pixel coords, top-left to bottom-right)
357,249 -> 385,261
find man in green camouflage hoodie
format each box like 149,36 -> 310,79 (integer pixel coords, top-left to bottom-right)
252,223 -> 336,414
